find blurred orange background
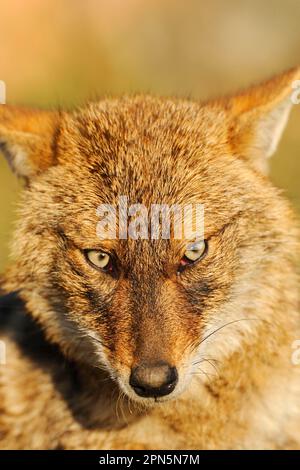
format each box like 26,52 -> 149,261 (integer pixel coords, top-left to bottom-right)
0,0 -> 299,269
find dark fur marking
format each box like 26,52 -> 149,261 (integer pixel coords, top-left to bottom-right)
0,290 -> 115,429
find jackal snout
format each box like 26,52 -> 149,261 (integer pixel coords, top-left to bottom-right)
129,361 -> 178,398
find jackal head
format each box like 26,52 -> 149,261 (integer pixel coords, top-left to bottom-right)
1,67 -> 299,403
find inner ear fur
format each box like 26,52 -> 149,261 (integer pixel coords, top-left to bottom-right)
0,105 -> 60,180
223,66 -> 300,174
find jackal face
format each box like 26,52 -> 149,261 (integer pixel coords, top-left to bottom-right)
1,68 -> 299,403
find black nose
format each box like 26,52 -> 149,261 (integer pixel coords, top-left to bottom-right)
129,361 -> 178,398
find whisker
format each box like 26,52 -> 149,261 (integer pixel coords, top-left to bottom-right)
197,317 -> 265,350
191,367 -> 215,385
193,357 -> 221,378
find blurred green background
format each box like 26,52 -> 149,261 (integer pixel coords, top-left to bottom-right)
0,0 -> 299,271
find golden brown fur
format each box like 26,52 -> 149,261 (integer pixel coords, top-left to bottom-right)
0,67 -> 300,449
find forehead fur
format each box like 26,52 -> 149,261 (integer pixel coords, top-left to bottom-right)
43,96 -> 266,234
17,92 -> 291,269
58,96 -> 231,199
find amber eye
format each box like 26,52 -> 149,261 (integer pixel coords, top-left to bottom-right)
85,250 -> 112,271
179,240 -> 208,270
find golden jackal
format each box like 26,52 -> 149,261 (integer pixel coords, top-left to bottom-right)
0,67 -> 300,449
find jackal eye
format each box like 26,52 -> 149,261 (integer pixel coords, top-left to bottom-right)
84,250 -> 112,271
179,240 -> 208,271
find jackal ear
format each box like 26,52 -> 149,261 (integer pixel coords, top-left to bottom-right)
226,66 -> 300,174
0,105 -> 60,180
